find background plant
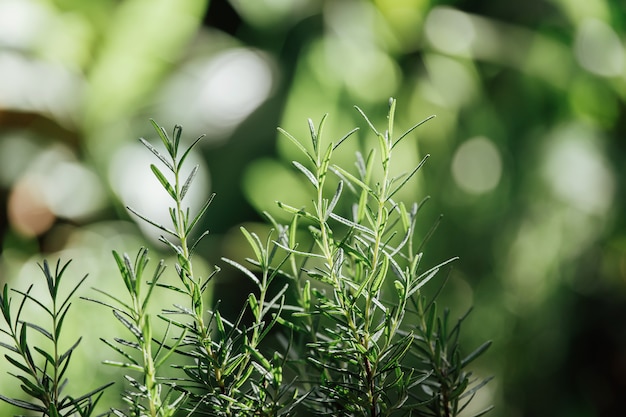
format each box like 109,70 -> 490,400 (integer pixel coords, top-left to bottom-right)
0,260 -> 112,417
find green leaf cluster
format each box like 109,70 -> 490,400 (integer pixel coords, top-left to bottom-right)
0,99 -> 491,417
269,98 -> 491,416
0,260 -> 112,417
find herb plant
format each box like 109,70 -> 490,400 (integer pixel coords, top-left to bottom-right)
0,260 -> 112,416
0,99 -> 491,417
270,99 -> 492,416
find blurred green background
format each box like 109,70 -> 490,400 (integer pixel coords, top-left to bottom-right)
0,0 -> 624,416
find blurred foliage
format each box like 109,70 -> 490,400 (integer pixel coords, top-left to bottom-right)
0,0 -> 624,416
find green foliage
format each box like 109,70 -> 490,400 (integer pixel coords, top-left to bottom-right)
0,260 -> 112,417
85,248 -> 185,417
268,98 -> 491,416
0,100 -> 490,417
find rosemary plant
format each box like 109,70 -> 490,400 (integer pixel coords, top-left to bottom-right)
98,121 -> 296,416
85,248 -> 186,417
270,98 -> 492,416
0,99 -> 491,417
0,260 -> 112,417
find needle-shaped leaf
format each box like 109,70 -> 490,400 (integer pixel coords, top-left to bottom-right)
292,161 -> 319,188
185,193 -> 215,236
387,154 -> 430,201
246,344 -> 272,371
0,284 -> 11,324
200,266 -> 220,294
277,127 -> 315,165
0,341 -> 17,353
112,310 -> 142,340
425,302 -> 437,340
172,124 -> 183,158
417,213 -> 443,254
248,293 -> 259,319
261,284 -> 288,319
214,310 -> 226,340
12,288 -> 52,318
102,359 -> 143,372
273,241 -> 325,258
333,127 -> 359,151
141,259 -> 165,312
319,142 -> 334,177
330,165 -> 373,196
154,282 -> 186,294
458,378 -> 491,404
0,394 -> 46,412
23,322 -> 52,341
327,180 -> 343,217
355,105 -> 380,136
57,275 -> 89,324
180,164 -> 199,200
33,346 -> 55,366
154,323 -> 187,369
328,213 -> 375,236
40,259 -> 56,299
387,97 -> 396,139
160,238 -> 183,259
461,340 -> 492,368
114,337 -> 141,350
308,117 -> 318,153
288,214 -> 299,249
139,138 -> 174,171
150,119 -> 173,155
276,201 -> 316,221
4,354 -> 32,375
58,338 -> 81,366
177,133 -> 205,170
242,227 -> 265,262
126,206 -> 177,237
150,164 -> 176,200
387,252 -> 406,280
123,253 -> 135,288
82,290 -> 133,317
18,324 -> 29,354
221,257 -> 260,287
112,251 -> 132,295
392,114 -> 436,150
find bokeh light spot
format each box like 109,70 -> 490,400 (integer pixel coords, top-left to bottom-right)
8,176 -> 55,237
0,0 -> 48,49
542,124 -> 614,215
451,136 -> 502,194
42,161 -> 106,220
160,48 -> 274,138
320,38 -> 399,102
199,49 -> 273,127
0,52 -> 83,125
4,143 -> 107,236
425,7 -> 475,55
574,18 -> 624,77
423,54 -> 478,109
